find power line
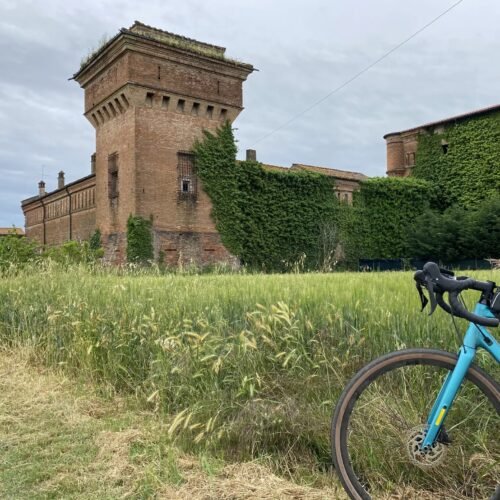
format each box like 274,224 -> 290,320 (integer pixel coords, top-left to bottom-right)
250,0 -> 465,147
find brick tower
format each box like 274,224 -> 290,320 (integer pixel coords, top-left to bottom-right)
73,22 -> 253,264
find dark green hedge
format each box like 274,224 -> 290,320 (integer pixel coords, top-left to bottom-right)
413,112 -> 500,207
194,124 -> 339,271
408,195 -> 500,261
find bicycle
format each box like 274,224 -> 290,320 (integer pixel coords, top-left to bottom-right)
331,262 -> 500,499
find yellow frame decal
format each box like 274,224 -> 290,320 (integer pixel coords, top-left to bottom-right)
435,407 -> 447,426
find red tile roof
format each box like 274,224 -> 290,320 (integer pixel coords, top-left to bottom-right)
290,164 -> 368,181
384,103 -> 500,138
0,228 -> 24,236
261,163 -> 290,173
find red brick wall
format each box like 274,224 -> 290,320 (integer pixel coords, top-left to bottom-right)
128,51 -> 244,108
84,53 -> 130,113
155,231 -> 237,267
386,131 -> 421,177
22,177 -> 96,246
385,135 -> 405,176
93,92 -> 136,262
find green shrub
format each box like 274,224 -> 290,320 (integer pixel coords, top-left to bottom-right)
408,195 -> 500,261
127,215 -> 154,264
43,240 -> 103,265
89,229 -> 102,251
0,234 -> 39,271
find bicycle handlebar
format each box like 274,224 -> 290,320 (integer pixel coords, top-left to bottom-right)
414,262 -> 499,328
448,291 -> 498,327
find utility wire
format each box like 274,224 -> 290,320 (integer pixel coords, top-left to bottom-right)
250,0 -> 465,147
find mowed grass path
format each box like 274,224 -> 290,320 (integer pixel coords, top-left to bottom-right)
0,349 -> 344,499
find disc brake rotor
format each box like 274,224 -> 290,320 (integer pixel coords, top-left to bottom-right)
406,425 -> 447,468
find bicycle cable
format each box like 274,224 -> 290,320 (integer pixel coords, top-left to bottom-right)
450,309 -> 463,350
450,293 -> 471,351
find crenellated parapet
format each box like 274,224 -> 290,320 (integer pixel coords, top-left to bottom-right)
74,21 -> 253,128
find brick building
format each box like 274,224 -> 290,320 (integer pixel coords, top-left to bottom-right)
0,228 -> 24,238
22,22 -> 367,265
256,156 -> 367,204
384,104 -> 500,177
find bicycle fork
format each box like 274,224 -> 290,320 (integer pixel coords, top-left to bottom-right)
422,303 -> 500,450
422,345 -> 475,449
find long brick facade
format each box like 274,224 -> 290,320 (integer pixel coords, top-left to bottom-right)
22,174 -> 96,246
22,22 -> 368,266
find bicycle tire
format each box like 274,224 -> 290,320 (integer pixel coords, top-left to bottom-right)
331,348 -> 500,500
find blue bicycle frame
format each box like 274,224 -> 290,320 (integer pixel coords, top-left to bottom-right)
422,302 -> 500,449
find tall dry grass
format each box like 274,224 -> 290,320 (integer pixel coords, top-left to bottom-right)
0,263 -> 498,489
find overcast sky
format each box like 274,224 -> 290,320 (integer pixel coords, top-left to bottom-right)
1,0 -> 499,227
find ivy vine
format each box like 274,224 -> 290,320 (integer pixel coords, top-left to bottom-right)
194,124 -> 339,271
413,111 -> 500,207
126,215 -> 153,264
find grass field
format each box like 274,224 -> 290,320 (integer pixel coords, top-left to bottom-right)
0,264 -> 498,498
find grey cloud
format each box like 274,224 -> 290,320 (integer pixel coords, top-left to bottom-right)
1,0 -> 499,227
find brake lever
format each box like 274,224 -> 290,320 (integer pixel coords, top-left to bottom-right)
436,290 -> 452,314
425,277 -> 438,316
416,282 -> 429,312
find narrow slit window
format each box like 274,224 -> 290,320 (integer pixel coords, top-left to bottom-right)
406,152 -> 416,166
206,105 -> 214,119
162,96 -> 170,109
220,108 -> 228,120
191,102 -> 200,116
108,153 -> 119,200
146,92 -> 154,106
177,99 -> 185,112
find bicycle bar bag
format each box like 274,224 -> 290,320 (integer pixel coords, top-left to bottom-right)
491,290 -> 500,318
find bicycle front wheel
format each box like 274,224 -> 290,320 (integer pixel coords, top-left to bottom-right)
331,348 -> 500,500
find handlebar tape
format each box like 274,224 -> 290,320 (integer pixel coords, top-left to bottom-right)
449,292 -> 499,327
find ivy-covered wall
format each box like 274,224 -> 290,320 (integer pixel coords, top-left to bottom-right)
194,124 -> 339,271
340,177 -> 437,260
194,125 -> 443,268
413,112 -> 500,207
